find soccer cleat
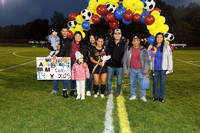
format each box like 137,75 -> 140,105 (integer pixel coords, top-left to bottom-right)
94,94 -> 98,98
100,94 -> 105,99
129,95 -> 137,101
140,97 -> 147,102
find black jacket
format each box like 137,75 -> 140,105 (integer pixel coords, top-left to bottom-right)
56,40 -> 89,64
87,42 -> 95,73
107,38 -> 127,68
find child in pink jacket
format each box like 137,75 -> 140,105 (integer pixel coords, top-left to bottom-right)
71,51 -> 90,100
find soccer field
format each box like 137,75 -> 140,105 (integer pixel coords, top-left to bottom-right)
0,46 -> 199,133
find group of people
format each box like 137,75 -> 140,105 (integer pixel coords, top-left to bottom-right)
46,27 -> 173,103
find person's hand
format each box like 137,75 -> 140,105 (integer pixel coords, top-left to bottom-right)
83,63 -> 87,69
168,70 -> 173,74
56,45 -> 60,50
53,55 -> 57,58
125,73 -> 129,76
98,62 -> 103,66
151,58 -> 155,62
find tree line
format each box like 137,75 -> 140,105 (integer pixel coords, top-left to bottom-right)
0,0 -> 199,46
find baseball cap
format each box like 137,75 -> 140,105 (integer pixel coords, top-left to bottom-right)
114,28 -> 121,34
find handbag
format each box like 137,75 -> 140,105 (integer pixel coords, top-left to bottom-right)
141,77 -> 150,90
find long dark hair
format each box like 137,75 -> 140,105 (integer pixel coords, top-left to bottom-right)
73,31 -> 83,41
153,32 -> 165,52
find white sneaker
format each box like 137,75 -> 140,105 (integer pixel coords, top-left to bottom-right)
81,96 -> 85,100
76,95 -> 81,100
94,94 -> 98,98
47,55 -> 52,58
50,90 -> 58,94
100,94 -> 105,99
129,95 -> 137,101
86,91 -> 91,96
140,97 -> 147,102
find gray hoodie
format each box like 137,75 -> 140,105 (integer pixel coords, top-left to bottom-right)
123,45 -> 150,76
148,42 -> 173,71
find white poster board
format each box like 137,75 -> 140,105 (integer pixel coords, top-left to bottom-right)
36,57 -> 71,80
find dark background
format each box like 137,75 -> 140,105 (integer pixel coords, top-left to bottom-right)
0,0 -> 199,46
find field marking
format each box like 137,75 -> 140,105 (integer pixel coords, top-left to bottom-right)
103,91 -> 114,133
175,58 -> 200,68
0,60 -> 35,72
0,51 -> 14,55
13,50 -> 34,58
117,91 -> 131,133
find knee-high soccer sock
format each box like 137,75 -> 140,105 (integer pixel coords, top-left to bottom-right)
94,85 -> 99,95
101,84 -> 106,94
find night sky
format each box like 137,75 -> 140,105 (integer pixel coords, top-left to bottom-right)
0,0 -> 199,26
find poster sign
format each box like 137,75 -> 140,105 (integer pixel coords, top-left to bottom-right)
36,57 -> 71,80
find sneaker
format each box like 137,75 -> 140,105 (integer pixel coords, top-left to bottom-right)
94,94 -> 98,98
81,96 -> 85,100
140,97 -> 147,102
100,94 -> 105,99
153,98 -> 158,101
50,90 -> 58,94
105,92 -> 111,96
63,91 -> 68,98
76,95 -> 81,100
47,55 -> 52,58
116,93 -> 120,97
159,98 -> 164,103
129,95 -> 137,101
86,91 -> 91,96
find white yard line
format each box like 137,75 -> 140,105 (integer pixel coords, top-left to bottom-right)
175,58 -> 200,68
0,60 -> 35,72
103,91 -> 114,133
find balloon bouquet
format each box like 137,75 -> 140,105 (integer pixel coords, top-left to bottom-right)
67,0 -> 175,51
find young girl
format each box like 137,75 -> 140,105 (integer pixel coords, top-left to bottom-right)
71,51 -> 90,100
90,36 -> 108,99
123,36 -> 150,102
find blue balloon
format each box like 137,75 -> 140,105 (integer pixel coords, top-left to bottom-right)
86,0 -> 90,3
140,11 -> 149,24
147,36 -> 155,44
82,21 -> 91,30
122,17 -> 132,25
141,0 -> 147,4
114,7 -> 125,20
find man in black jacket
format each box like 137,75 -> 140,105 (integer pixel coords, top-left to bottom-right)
106,28 -> 127,97
51,30 -> 88,98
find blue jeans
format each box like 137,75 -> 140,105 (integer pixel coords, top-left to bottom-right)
107,66 -> 123,94
153,70 -> 167,99
87,73 -> 93,91
53,62 -> 76,91
129,68 -> 146,97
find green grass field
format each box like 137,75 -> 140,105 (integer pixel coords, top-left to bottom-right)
0,46 -> 200,133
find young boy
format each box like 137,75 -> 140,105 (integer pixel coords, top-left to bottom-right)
46,28 -> 60,57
